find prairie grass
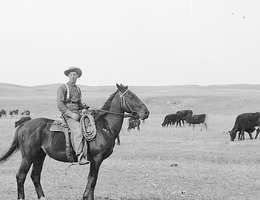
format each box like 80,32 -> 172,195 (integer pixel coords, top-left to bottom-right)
1,84 -> 260,199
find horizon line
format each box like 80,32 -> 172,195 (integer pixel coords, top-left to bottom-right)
1,82 -> 260,88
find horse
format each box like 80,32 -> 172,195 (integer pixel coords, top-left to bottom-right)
0,83 -> 149,200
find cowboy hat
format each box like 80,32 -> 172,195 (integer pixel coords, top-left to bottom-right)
64,67 -> 82,77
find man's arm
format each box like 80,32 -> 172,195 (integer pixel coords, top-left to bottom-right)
57,85 -> 68,114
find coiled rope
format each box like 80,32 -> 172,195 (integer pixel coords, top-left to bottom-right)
80,114 -> 97,141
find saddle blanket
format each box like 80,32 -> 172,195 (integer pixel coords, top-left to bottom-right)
50,119 -> 68,132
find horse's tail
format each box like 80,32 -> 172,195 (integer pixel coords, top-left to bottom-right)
0,126 -> 20,163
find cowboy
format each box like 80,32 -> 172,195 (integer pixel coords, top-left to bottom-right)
57,67 -> 90,165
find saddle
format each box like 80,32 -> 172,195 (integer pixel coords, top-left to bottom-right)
50,114 -> 97,162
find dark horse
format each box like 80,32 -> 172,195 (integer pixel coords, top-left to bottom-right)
0,84 -> 149,200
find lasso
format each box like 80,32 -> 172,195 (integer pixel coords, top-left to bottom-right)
80,114 -> 97,141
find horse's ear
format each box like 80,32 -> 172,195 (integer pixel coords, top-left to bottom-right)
116,83 -> 128,92
116,83 -> 122,91
120,84 -> 128,90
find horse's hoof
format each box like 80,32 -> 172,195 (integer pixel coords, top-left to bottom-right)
39,197 -> 47,200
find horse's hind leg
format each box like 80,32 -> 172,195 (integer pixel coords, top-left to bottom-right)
16,158 -> 33,200
30,149 -> 46,200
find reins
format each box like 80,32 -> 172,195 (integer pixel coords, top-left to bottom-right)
93,108 -> 138,119
91,89 -> 139,119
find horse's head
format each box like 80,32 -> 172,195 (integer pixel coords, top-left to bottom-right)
116,83 -> 149,120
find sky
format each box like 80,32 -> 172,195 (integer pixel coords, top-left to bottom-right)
0,0 -> 260,86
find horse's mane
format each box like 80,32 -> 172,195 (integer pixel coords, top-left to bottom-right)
95,90 -> 118,121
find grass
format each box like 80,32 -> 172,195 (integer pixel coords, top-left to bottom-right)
1,84 -> 260,199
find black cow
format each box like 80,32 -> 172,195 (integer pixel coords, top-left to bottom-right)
176,110 -> 193,127
0,109 -> 6,118
229,112 -> 260,141
186,114 -> 207,130
162,114 -> 179,127
127,117 -> 141,131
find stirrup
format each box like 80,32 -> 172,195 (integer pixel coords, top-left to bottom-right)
77,153 -> 90,165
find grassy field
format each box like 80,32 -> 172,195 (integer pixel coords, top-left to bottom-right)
1,83 -> 260,200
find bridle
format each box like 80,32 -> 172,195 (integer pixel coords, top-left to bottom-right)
120,89 -> 136,115
92,89 -> 139,119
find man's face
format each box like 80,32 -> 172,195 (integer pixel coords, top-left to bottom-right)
68,71 -> 79,84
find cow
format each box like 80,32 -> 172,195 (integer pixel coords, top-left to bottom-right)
9,109 -> 19,118
186,114 -> 207,130
176,110 -> 193,127
229,112 -> 260,141
21,110 -> 30,116
162,114 -> 179,127
0,109 -> 6,118
127,117 -> 141,131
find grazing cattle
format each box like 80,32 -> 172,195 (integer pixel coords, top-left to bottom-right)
9,109 -> 19,118
229,112 -> 260,141
162,114 -> 179,127
176,110 -> 193,127
186,114 -> 207,130
127,117 -> 141,131
0,109 -> 6,118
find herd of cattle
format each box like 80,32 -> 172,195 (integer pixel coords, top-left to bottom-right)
161,109 -> 260,142
0,109 -> 20,118
1,108 -> 260,142
161,110 -> 207,130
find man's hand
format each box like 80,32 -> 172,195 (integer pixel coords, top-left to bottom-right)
65,110 -> 79,121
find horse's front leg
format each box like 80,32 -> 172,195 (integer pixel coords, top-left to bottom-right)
83,156 -> 103,200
